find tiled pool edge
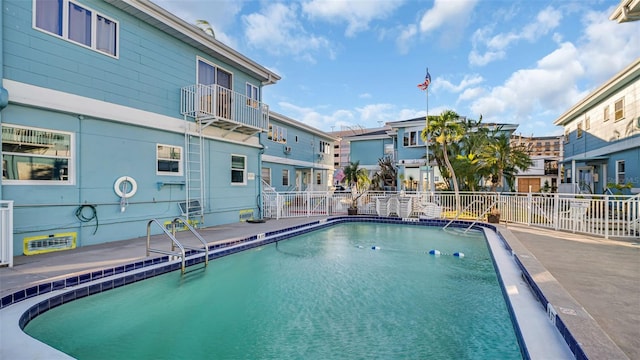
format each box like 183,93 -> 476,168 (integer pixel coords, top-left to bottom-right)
1,216 -> 600,359
497,226 -> 629,360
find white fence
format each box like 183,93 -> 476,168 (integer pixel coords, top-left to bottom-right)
0,201 -> 14,267
262,191 -> 640,239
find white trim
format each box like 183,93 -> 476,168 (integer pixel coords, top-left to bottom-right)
261,155 -> 333,170
1,123 -> 75,185
156,143 -> 183,176
562,136 -> 639,162
231,154 -> 247,185
4,80 -> 262,149
32,0 -> 120,59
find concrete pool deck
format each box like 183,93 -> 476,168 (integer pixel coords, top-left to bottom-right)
0,217 -> 638,359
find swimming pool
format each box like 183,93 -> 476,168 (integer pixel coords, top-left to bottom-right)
0,221 -> 568,358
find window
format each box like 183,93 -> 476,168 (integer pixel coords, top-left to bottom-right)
246,83 -> 259,107
403,130 -> 422,147
231,155 -> 246,185
156,144 -> 182,175
616,160 -> 625,184
34,0 -> 118,57
384,143 -> 394,155
282,169 -> 289,187
2,124 -> 73,184
316,172 -> 322,185
261,167 -> 271,186
585,116 -> 590,130
614,98 -> 624,121
577,122 -> 583,138
603,105 -> 610,122
268,125 -> 287,143
319,141 -> 331,154
564,129 -> 570,144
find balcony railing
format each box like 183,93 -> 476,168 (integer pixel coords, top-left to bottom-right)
180,84 -> 269,135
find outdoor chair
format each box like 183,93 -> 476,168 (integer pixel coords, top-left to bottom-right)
559,199 -> 590,233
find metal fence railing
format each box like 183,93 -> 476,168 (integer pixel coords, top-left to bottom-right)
262,191 -> 639,239
0,201 -> 14,267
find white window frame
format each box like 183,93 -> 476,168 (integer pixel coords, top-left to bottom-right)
2,124 -> 74,185
156,144 -> 183,176
33,0 -> 119,58
231,154 -> 246,185
319,141 -> 331,154
603,105 -> 610,122
403,130 -> 423,147
246,83 -> 259,108
282,169 -> 289,187
616,160 -> 625,185
614,98 -> 624,121
268,125 -> 287,144
261,167 -> 271,186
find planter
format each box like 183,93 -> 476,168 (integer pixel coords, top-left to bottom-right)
487,214 -> 500,223
347,207 -> 358,215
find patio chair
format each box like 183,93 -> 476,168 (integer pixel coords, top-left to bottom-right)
559,200 -> 589,233
419,202 -> 442,219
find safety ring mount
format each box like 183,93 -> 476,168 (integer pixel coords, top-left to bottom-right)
114,176 -> 138,198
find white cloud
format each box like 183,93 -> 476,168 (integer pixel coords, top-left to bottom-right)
153,0 -> 243,48
419,0 -> 478,34
243,3 -> 332,62
470,42 -> 585,120
436,74 -> 484,93
576,8 -> 640,84
396,24 -> 418,54
396,0 -> 478,52
302,0 -> 404,37
359,93 -> 372,99
469,6 -> 562,67
457,87 -> 484,102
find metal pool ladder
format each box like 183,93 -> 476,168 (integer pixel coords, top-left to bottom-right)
146,218 -> 209,274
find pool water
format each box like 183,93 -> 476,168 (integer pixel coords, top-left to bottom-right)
25,223 -> 522,359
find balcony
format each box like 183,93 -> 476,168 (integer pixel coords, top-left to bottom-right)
180,84 -> 269,136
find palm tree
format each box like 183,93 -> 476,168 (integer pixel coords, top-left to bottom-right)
195,20 -> 215,37
422,110 -> 465,213
371,156 -> 397,191
343,161 -> 370,210
481,132 -> 533,192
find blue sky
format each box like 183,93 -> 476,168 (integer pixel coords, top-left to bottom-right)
155,0 -> 640,136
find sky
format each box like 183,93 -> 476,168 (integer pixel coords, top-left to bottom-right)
154,0 -> 640,136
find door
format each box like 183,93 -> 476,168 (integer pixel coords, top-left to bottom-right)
197,59 -> 232,117
518,178 -> 540,193
578,168 -> 593,194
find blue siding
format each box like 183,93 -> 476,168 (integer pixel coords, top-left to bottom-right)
3,0 -> 259,119
1,0 -> 274,254
350,139 -> 386,166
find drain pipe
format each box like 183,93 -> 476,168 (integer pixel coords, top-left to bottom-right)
257,132 -> 266,220
0,5 -> 6,199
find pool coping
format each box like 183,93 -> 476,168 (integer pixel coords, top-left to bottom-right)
0,216 -> 622,359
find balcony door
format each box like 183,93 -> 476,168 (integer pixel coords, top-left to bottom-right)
197,59 -> 232,118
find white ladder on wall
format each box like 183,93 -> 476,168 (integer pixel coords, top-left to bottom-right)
185,130 -> 204,226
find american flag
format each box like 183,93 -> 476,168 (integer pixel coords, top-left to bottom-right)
417,69 -> 431,90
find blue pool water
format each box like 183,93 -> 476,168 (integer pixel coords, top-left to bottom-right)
25,223 -> 522,359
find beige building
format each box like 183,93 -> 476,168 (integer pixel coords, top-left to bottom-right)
511,135 -> 563,192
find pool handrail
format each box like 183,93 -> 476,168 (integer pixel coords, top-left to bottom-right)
171,217 -> 209,267
442,199 -> 483,230
146,219 -> 187,273
463,199 -> 505,233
